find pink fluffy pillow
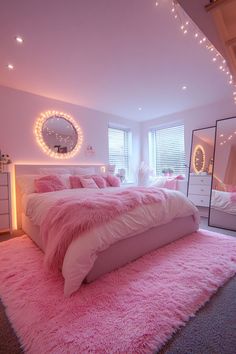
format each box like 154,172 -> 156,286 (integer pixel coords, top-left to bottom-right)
106,174 -> 121,187
92,175 -> 106,188
175,175 -> 185,180
80,177 -> 99,189
70,176 -> 83,189
163,178 -> 177,190
35,175 -> 66,193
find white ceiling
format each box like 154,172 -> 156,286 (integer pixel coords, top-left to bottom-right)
0,0 -> 233,121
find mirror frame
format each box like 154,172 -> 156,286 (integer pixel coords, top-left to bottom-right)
34,110 -> 83,159
187,125 -> 216,197
208,116 -> 236,232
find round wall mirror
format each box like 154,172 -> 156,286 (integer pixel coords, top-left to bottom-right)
35,111 -> 83,159
193,145 -> 205,174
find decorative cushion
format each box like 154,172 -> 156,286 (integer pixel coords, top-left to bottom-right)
17,175 -> 41,195
92,175 -> 106,188
163,178 -> 177,190
175,175 -> 185,180
35,175 -> 66,193
70,176 -> 83,189
80,177 -> 99,189
106,174 -> 121,187
56,174 -> 71,189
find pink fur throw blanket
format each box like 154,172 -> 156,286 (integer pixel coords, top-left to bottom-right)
41,187 -> 166,271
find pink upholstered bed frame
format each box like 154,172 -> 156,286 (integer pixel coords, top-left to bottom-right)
16,164 -> 198,283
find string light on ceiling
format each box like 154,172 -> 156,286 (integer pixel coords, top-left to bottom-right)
166,0 -> 236,104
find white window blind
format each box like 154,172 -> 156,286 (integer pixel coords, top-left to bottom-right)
108,127 -> 130,176
149,125 -> 186,176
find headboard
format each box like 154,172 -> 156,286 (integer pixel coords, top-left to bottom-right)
14,164 -> 105,229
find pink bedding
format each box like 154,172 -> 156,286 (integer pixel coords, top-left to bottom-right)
41,187 -> 166,271
23,186 -> 199,296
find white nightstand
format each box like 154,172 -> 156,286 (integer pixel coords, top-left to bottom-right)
188,174 -> 212,217
0,172 -> 12,234
188,175 -> 212,207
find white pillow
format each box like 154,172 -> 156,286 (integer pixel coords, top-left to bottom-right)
150,176 -> 166,188
39,167 -> 72,175
73,167 -> 95,175
57,174 -> 71,189
17,175 -> 40,194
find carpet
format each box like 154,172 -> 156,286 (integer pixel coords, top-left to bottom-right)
0,230 -> 236,354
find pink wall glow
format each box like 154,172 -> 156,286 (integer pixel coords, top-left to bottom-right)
0,86 -> 140,175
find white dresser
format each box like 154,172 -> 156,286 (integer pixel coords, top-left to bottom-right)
0,172 -> 12,233
188,175 -> 212,207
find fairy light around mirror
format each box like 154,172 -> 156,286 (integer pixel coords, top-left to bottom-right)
34,111 -> 83,159
193,144 -> 205,174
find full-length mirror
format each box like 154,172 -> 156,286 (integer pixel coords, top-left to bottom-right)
209,116 -> 236,231
187,127 -> 215,216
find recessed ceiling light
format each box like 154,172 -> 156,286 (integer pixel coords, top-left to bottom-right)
15,36 -> 23,43
7,64 -> 14,70
182,86 -> 187,90
138,107 -> 142,111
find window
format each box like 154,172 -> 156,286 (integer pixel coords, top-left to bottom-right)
108,127 -> 131,178
149,124 -> 186,176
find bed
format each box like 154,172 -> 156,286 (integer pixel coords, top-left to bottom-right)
15,164 -> 199,296
209,189 -> 236,230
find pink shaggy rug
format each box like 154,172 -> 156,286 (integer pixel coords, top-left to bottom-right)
0,230 -> 236,354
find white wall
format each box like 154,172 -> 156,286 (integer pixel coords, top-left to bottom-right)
141,98 -> 236,173
0,85 -> 140,177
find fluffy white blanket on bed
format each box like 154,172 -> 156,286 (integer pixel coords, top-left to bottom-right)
23,187 -> 199,295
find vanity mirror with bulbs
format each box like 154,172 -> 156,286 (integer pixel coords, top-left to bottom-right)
187,126 -> 216,216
